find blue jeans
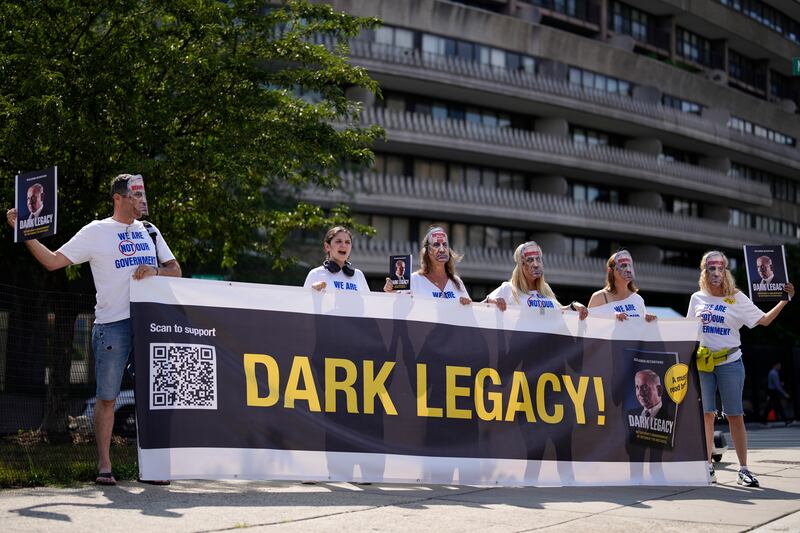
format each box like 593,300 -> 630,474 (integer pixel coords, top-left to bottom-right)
92,319 -> 131,401
698,357 -> 745,416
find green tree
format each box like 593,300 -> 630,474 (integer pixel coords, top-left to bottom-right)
0,0 -> 381,435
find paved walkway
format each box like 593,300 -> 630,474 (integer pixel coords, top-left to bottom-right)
2,427 -> 799,532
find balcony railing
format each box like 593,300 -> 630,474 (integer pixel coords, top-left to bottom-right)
345,40 -> 800,167
349,239 -> 698,294
304,173 -> 797,249
357,106 -> 773,205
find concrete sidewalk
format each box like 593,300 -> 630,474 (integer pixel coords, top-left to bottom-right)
2,436 -> 799,532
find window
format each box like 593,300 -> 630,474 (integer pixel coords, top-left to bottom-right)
661,147 -> 699,165
662,94 -> 703,115
675,27 -> 715,67
566,236 -> 602,258
729,207 -> 798,237
664,196 -> 701,217
373,26 -> 414,49
570,181 -> 622,204
571,126 -> 615,146
728,116 -> 796,146
728,50 -> 765,89
418,30 -> 536,74
568,67 -> 632,96
609,1 -> 650,42
375,153 -> 532,192
380,92 -> 526,130
730,162 -> 800,203
770,70 -> 799,104
662,249 -> 695,267
718,0 -> 800,45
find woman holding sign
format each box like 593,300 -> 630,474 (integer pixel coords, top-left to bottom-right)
383,226 -> 472,304
484,241 -> 588,318
588,250 -> 657,322
305,226 -> 370,292
687,250 -> 794,486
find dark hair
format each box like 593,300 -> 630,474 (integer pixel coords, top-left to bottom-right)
323,226 -> 353,259
110,174 -> 136,197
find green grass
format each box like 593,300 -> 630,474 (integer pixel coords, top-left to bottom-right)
0,440 -> 138,488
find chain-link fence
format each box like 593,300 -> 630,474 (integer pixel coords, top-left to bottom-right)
0,283 -> 136,486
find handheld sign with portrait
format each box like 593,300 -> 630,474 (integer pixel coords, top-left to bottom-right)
744,244 -> 790,302
389,254 -> 411,291
14,166 -> 58,242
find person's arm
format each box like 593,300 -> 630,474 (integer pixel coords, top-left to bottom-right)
8,208 -> 72,270
485,296 -> 506,311
587,290 -> 605,308
25,239 -> 72,271
756,282 -> 794,327
131,259 -> 182,280
455,276 -> 472,305
560,301 -> 588,320
482,285 -> 507,311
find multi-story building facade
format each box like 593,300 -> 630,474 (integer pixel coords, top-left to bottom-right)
307,0 -> 800,307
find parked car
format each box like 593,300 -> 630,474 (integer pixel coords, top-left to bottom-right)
76,389 -> 137,438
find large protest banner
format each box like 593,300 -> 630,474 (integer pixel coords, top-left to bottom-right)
131,278 -> 707,486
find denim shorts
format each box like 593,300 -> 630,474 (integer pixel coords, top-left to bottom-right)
698,356 -> 745,416
92,319 -> 131,401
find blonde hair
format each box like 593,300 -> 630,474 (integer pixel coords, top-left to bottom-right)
699,250 -> 737,296
508,242 -> 557,303
604,250 -> 638,293
418,226 -> 463,291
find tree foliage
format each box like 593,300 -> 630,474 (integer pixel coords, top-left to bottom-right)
0,0 -> 382,280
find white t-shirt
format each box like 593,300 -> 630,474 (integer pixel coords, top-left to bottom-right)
410,271 -> 470,300
686,290 -> 764,365
486,282 -> 560,313
303,265 -> 369,292
591,292 -> 647,319
58,218 -> 176,324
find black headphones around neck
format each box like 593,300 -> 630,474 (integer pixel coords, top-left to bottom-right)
323,259 -> 355,277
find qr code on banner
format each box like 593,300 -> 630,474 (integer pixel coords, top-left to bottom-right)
149,343 -> 218,410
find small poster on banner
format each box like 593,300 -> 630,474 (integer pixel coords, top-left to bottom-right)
744,244 -> 790,302
389,254 -> 411,291
14,166 -> 57,243
128,174 -> 149,217
625,349 -> 684,450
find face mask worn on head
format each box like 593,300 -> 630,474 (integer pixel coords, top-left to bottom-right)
323,259 -> 355,277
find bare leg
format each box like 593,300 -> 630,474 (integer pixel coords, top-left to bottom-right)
95,399 -> 116,472
704,411 -> 716,463
727,414 -> 748,467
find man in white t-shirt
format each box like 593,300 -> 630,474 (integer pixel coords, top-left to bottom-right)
6,174 -> 181,486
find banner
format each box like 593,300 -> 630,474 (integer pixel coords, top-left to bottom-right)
131,278 -> 707,486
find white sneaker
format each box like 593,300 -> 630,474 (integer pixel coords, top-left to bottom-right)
737,468 -> 759,487
708,463 -> 717,484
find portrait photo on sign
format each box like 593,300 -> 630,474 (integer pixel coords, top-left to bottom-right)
624,349 -> 682,450
14,166 -> 58,243
743,244 -> 789,303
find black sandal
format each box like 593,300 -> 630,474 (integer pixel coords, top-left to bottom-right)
95,472 -> 117,486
